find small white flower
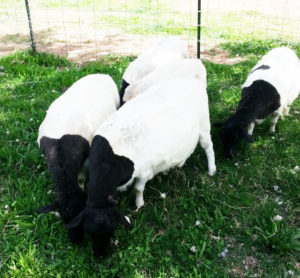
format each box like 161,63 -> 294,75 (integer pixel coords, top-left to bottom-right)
6,130 -> 10,135
4,204 -> 9,209
15,139 -> 19,143
190,246 -> 196,253
287,270 -> 295,276
218,248 -> 228,258
125,215 -> 131,224
273,215 -> 283,222
293,110 -> 299,115
50,212 -> 60,218
293,166 -> 299,172
291,166 -> 300,174
211,235 -> 220,241
234,162 -> 238,166
29,118 -> 33,122
31,98 -> 35,102
160,192 -> 166,199
52,89 -> 56,93
277,201 -> 283,205
47,190 -> 53,195
195,220 -> 201,227
273,185 -> 279,191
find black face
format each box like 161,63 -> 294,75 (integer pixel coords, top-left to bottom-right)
38,191 -> 87,244
220,126 -> 242,159
219,124 -> 252,159
60,191 -> 87,243
84,207 -> 118,257
66,205 -> 131,258
119,79 -> 130,106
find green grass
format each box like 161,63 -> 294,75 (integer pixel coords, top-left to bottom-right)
1,42 -> 300,277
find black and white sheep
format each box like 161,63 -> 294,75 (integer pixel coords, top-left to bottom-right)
67,60 -> 216,256
215,47 -> 300,158
37,74 -> 119,243
119,37 -> 189,104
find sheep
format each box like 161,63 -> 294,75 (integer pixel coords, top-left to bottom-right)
214,47 -> 300,158
66,65 -> 216,257
119,37 -> 189,104
123,58 -> 207,103
37,74 -> 119,243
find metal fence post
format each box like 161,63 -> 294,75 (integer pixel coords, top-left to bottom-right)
197,0 -> 201,59
24,0 -> 36,53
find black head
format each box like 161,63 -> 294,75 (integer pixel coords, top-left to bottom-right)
38,190 -> 87,243
214,121 -> 253,159
119,79 -> 130,106
66,201 -> 131,257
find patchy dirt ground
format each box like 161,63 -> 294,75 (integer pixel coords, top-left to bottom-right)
0,0 -> 299,64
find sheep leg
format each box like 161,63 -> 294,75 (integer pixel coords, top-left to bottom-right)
283,106 -> 290,116
199,133 -> 216,176
269,108 -> 282,133
247,122 -> 255,136
178,160 -> 186,168
134,179 -> 147,210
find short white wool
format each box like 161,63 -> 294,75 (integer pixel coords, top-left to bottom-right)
38,74 -> 119,145
124,59 -> 207,102
243,47 -> 300,109
95,76 -> 211,183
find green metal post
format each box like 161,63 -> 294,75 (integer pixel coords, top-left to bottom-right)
197,0 -> 201,59
25,0 -> 36,53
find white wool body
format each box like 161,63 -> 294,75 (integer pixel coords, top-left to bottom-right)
38,74 -> 119,145
122,37 -> 189,85
95,76 -> 215,194
123,59 -> 207,102
243,47 -> 300,109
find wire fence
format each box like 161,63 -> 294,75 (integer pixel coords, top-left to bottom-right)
1,0 -> 300,63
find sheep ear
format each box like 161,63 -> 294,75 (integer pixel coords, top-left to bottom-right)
65,209 -> 86,229
213,122 -> 223,128
243,133 -> 253,143
37,201 -> 59,213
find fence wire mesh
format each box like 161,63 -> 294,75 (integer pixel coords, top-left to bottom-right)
1,0 -> 300,63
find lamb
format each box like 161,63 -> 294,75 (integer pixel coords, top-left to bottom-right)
66,64 -> 216,257
37,74 -> 119,243
119,37 -> 189,104
215,47 -> 300,158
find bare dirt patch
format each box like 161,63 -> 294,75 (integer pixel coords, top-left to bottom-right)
1,0 -> 299,63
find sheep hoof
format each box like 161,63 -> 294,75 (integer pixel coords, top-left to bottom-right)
208,169 -> 216,176
135,201 -> 144,212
